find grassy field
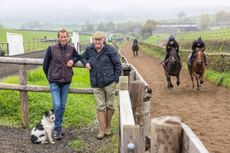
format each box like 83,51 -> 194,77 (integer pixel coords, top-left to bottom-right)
0,28 -> 91,53
0,28 -> 91,42
0,67 -> 96,128
143,34 -> 168,45
144,28 -> 230,53
145,27 -> 230,43
0,28 -> 57,41
175,27 -> 230,41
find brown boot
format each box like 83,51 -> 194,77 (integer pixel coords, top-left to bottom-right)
105,108 -> 114,136
96,111 -> 106,140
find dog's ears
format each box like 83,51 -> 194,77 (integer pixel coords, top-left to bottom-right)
44,111 -> 49,117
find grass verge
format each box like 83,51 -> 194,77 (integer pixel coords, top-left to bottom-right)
68,138 -> 86,152
0,66 -> 96,128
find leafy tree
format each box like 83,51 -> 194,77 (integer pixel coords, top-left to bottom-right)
141,20 -> 157,38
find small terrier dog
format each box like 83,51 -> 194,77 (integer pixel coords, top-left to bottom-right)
31,110 -> 55,144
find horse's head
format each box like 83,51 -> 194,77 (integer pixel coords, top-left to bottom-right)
168,48 -> 179,64
195,48 -> 204,65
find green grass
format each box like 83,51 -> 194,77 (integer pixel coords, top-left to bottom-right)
205,69 -> 230,88
144,28 -> 230,53
68,139 -> 86,152
144,34 -> 168,45
0,28 -> 91,53
140,44 -> 164,60
79,34 -> 91,44
0,28 -> 57,41
0,28 -> 91,42
145,27 -> 230,43
0,67 -> 96,128
175,28 -> 230,41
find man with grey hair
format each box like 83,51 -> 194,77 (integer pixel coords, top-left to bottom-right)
82,31 -> 121,140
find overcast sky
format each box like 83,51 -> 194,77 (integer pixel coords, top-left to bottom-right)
1,0 -> 230,12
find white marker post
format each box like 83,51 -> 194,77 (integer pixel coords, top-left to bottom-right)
7,33 -> 24,56
89,37 -> 93,44
72,32 -> 80,53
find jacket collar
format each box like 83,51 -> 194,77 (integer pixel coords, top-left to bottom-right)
58,42 -> 67,49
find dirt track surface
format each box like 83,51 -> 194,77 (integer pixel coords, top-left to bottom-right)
121,43 -> 230,153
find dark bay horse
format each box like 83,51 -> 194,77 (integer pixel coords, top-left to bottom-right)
163,48 -> 182,89
132,42 -> 139,56
187,48 -> 206,90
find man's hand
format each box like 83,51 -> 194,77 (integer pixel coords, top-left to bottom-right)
66,59 -> 74,68
85,63 -> 91,70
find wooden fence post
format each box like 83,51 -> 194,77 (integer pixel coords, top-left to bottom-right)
119,76 -> 129,90
123,125 -> 145,153
151,116 -> 182,153
129,80 -> 151,151
119,76 -> 145,153
19,64 -> 29,128
129,80 -> 145,125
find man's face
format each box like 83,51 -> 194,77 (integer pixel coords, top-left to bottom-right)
58,32 -> 68,46
93,37 -> 105,50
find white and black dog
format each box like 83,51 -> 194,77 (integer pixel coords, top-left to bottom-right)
31,110 -> 55,144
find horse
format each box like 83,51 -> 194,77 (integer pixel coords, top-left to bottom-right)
187,48 -> 206,90
132,42 -> 139,56
162,48 -> 182,89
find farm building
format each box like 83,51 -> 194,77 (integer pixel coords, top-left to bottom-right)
154,23 -> 198,34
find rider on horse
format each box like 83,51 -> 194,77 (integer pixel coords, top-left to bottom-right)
133,39 -> 138,45
164,35 -> 180,65
190,37 -> 208,66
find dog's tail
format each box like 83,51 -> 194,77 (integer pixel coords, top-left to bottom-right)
31,135 -> 41,144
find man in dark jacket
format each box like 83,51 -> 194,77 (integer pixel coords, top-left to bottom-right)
164,35 -> 180,65
82,31 -> 121,140
43,29 -> 83,140
190,37 -> 208,65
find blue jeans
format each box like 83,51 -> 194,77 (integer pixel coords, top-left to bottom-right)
50,82 -> 70,131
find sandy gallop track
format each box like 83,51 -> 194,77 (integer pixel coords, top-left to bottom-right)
121,43 -> 230,153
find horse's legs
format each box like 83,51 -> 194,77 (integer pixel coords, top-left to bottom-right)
189,69 -> 195,88
133,51 -> 135,56
176,74 -> 180,86
163,66 -> 173,88
167,76 -> 173,88
194,73 -> 200,90
136,51 -> 138,56
200,72 -> 204,84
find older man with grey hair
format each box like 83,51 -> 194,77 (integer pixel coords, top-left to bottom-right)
82,31 -> 121,140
